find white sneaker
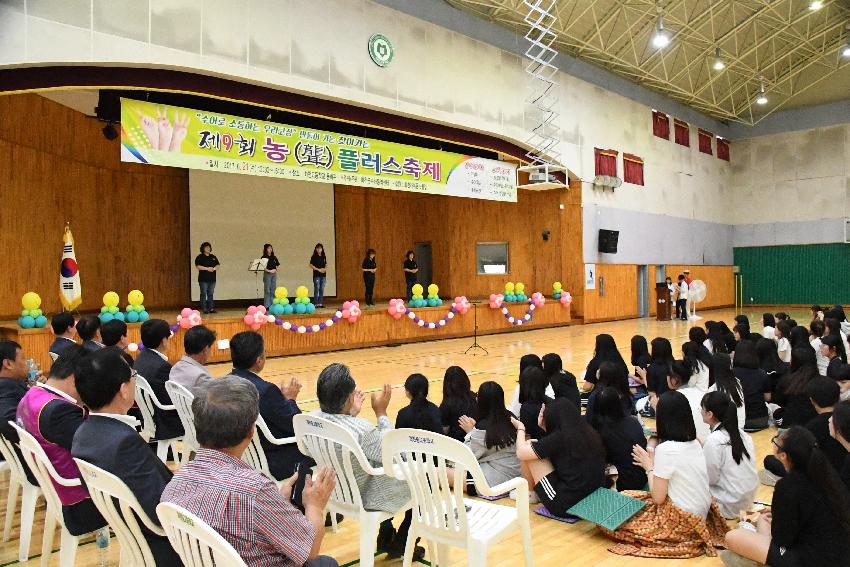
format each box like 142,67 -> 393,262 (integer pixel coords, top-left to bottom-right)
509,489 -> 539,504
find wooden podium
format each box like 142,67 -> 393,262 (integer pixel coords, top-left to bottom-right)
656,283 -> 672,321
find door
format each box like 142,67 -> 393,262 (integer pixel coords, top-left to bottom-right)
637,265 -> 649,318
414,242 -> 432,289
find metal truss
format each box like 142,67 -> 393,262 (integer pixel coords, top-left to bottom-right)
445,0 -> 850,125
523,0 -> 562,165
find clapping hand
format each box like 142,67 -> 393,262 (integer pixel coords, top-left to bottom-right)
458,415 -> 476,433
349,389 -> 365,416
370,384 -> 392,417
280,377 -> 302,400
631,444 -> 653,471
302,468 -> 336,511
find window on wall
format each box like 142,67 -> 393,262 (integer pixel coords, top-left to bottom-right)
652,110 -> 670,140
623,153 -> 644,186
594,148 -> 618,177
698,129 -> 713,155
717,137 -> 730,161
674,119 -> 690,147
477,242 -> 509,275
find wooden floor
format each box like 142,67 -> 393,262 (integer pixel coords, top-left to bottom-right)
2,306 -> 795,566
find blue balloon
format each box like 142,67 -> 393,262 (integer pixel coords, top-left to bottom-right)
126,310 -> 140,323
553,292 -> 561,299
113,312 -> 126,322
295,303 -> 307,314
18,316 -> 35,329
283,304 -> 294,315
306,303 -> 316,314
34,315 -> 48,328
99,312 -> 114,323
138,310 -> 150,322
427,298 -> 437,307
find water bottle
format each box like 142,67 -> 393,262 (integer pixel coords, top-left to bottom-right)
95,527 -> 110,566
25,359 -> 39,387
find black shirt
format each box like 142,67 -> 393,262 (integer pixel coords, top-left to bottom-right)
362,257 -> 376,280
396,401 -> 442,434
646,361 -> 671,396
440,397 -> 477,442
595,416 -> 648,491
262,254 -> 280,271
550,370 -> 580,408
520,401 -> 546,439
827,357 -> 844,379
310,253 -> 327,278
532,432 -> 606,497
735,367 -> 770,420
403,259 -> 418,283
194,253 -> 219,282
805,412 -> 847,472
773,374 -> 818,427
771,471 -> 850,566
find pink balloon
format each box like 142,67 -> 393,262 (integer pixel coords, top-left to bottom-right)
342,301 -> 352,310
243,314 -> 253,325
489,294 -> 504,309
348,304 -> 361,322
180,318 -> 191,329
188,313 -> 202,326
560,292 -> 572,306
247,306 -> 258,315
180,307 -> 192,317
257,305 -> 267,314
251,323 -> 262,331
342,309 -> 351,319
532,292 -> 546,308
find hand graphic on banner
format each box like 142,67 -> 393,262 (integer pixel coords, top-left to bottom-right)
137,108 -> 189,152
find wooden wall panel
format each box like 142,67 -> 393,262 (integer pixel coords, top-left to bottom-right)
583,264 -> 639,323
0,93 -> 189,319
665,265 -> 735,309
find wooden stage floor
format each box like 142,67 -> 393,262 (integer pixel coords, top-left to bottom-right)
0,306 -> 793,567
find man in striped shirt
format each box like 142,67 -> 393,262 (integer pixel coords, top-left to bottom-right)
161,376 -> 338,567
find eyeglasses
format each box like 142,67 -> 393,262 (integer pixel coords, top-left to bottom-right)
771,435 -> 784,452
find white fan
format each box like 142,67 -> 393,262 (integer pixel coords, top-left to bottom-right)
688,279 -> 707,320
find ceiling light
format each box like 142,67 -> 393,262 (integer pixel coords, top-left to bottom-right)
651,4 -> 670,49
755,79 -> 768,105
711,47 -> 725,71
842,43 -> 850,58
809,1 -> 823,10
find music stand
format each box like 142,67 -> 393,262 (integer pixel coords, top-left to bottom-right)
249,258 -> 268,303
464,302 -> 488,356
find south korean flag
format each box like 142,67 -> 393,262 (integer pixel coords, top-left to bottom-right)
59,225 -> 82,311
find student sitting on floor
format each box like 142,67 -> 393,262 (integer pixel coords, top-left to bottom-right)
682,341 -> 711,392
581,334 -> 629,394
542,353 -> 580,408
829,400 -> 850,489
509,354 -> 552,416
700,391 -> 758,519
756,337 -> 790,394
439,366 -> 477,442
586,361 -> 633,424
395,373 -> 441,433
722,427 -> 850,567
732,341 -> 772,432
517,366 -> 550,439
761,313 -> 776,341
667,360 -> 711,443
772,347 -> 819,429
512,397 -> 606,516
635,337 -> 675,417
822,333 -> 847,379
590,387 -> 647,491
709,353 -> 746,429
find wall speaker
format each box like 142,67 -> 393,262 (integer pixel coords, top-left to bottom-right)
598,229 -> 619,254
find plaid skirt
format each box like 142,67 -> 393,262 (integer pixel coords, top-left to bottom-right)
599,491 -> 729,558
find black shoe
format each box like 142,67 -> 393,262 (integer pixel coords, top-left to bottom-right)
210,309 -> 218,314
385,542 -> 425,561
203,309 -> 210,314
324,513 -> 344,527
376,522 -> 396,554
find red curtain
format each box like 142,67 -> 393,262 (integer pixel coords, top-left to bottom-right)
698,129 -> 713,155
717,137 -> 730,161
594,148 -> 618,177
652,110 -> 670,140
674,119 -> 690,147
623,153 -> 644,186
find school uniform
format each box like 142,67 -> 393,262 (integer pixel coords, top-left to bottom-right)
531,433 -> 606,517
702,425 -> 758,519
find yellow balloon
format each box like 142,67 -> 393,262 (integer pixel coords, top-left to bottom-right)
275,287 -> 288,299
515,282 -> 525,293
103,291 -> 120,307
21,292 -> 41,311
427,284 -> 439,296
412,284 -> 424,296
295,286 -> 309,298
128,289 -> 144,306
553,281 -> 562,290
504,282 -> 515,292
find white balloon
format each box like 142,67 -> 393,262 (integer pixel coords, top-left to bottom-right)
417,320 -> 425,327
428,322 -> 436,329
508,317 -> 515,324
438,320 -> 446,326
311,325 -> 320,332
408,311 -> 416,319
447,312 -> 455,319
325,319 -> 334,327
297,326 -> 307,333
267,315 -> 275,323
127,343 -> 139,352
282,322 -> 292,330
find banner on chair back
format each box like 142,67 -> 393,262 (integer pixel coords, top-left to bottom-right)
120,99 -> 517,202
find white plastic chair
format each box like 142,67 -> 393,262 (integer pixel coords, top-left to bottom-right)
134,374 -> 183,463
11,422 -> 84,567
165,381 -> 199,465
156,502 -> 247,567
0,432 -> 42,562
294,414 -> 407,567
73,459 -> 164,566
382,428 -> 534,567
240,415 -> 296,486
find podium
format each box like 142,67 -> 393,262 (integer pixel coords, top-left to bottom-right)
655,283 -> 672,321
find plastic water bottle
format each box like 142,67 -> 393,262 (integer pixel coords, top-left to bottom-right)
95,527 -> 110,566
25,359 -> 39,387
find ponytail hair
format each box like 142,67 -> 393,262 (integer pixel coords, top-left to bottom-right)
404,373 -> 430,426
701,391 -> 750,464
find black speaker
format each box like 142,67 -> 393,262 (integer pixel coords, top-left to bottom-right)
598,229 -> 619,253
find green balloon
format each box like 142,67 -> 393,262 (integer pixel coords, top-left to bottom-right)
109,306 -> 119,314
21,310 -> 30,317
101,306 -> 109,313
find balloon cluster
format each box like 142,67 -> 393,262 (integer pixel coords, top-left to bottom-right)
488,293 -> 504,309
531,292 -> 546,308
244,305 -> 275,330
290,286 -> 317,315
499,298 -> 537,326
18,292 -> 48,329
123,290 -> 150,323
453,296 -> 471,315
340,301 -> 361,323
503,282 -> 527,302
388,298 -> 407,319
269,287 -> 295,316
176,308 -> 203,329
559,291 -> 573,307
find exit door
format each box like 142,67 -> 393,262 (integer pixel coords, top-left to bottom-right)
414,242 -> 432,289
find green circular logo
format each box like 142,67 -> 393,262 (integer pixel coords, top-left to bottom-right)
368,34 -> 393,67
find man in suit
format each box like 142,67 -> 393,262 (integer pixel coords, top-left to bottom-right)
49,312 -> 77,359
0,340 -> 37,484
76,315 -> 104,352
71,348 -> 180,566
133,319 -> 183,440
226,332 -> 310,484
100,320 -> 129,350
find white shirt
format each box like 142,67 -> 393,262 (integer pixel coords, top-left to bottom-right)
151,349 -> 169,362
708,381 -> 746,429
811,337 -> 829,376
691,361 -> 710,392
677,386 -> 711,443
36,382 -> 77,404
703,338 -> 713,353
89,412 -> 141,429
509,383 -> 555,417
702,426 -> 758,519
762,326 -> 775,340
678,281 -> 689,300
776,337 -> 791,363
653,440 -> 711,518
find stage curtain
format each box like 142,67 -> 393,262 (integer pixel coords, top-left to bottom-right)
698,129 -> 713,155
623,153 -> 644,186
717,137 -> 730,161
594,148 -> 618,177
652,110 -> 670,140
674,119 -> 690,147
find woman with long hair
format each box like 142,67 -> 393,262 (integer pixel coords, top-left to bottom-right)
756,337 -> 790,393
775,320 -> 792,363
732,340 -> 772,432
810,319 -> 829,376
517,366 -> 549,439
439,366 -> 477,442
361,248 -> 377,306
512,398 -> 606,516
829,400 -> 850,488
773,347 -> 820,428
308,243 -> 327,307
542,353 -> 580,407
700,391 -> 758,519
509,354 -> 552,416
630,335 -> 651,369
590,387 -> 647,491
761,312 -> 777,340
822,333 -> 848,379
581,334 -> 628,392
709,353 -> 746,428
395,373 -> 441,433
260,243 -> 280,309
705,321 -> 730,355
718,321 -> 737,352
682,341 -> 711,392
635,337 -> 675,415
586,361 -> 633,423
723,427 -> 850,567
459,381 -> 520,495
824,316 -> 850,356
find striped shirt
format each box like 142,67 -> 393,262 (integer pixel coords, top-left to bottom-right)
161,448 -> 314,567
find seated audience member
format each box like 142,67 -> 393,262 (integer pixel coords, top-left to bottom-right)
542,353 -> 580,408
810,319 -> 829,376
134,319 -> 183,441
789,325 -> 812,352
630,335 -> 651,371
688,327 -> 715,363
682,341 -> 711,392
811,304 -> 825,321
718,321 -> 737,353
314,363 -> 419,560
772,347 -> 819,428
76,315 -> 103,352
100,320 -> 129,351
459,381 -> 521,497
509,354 -> 552,416
605,391 -> 726,558
517,366 -> 550,439
590,387 -> 647,491
774,311 -> 789,322
821,334 -> 847,379
761,313 -> 776,340
439,366 -> 477,442
513,398 -> 606,516
49,312 -> 77,359
395,373 -> 441,433
732,341 -> 771,431
635,337 -> 675,415
168,325 -> 216,389
586,361 -> 632,424
732,323 -> 752,348
834,362 -> 850,402
756,337 -> 789,393
708,353 -> 746,429
581,334 -> 628,393
705,321 -> 730,355
700,391 -> 758,519
829,400 -> 850,489
824,316 -> 850,358
0,340 -> 37,484
722,427 -> 850,567
227,331 -> 309,483
17,346 -> 106,535
667,360 -> 711,443
833,304 -> 850,336
162,377 -> 338,567
71,348 -> 180,565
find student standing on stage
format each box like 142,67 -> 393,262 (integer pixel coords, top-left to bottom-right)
195,242 -> 220,314
403,251 -> 418,301
261,243 -> 280,310
309,244 -> 328,308
362,249 -> 377,306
